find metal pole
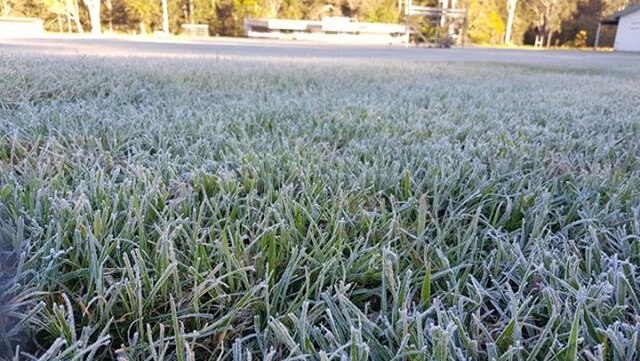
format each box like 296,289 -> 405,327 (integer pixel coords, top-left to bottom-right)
594,22 -> 602,49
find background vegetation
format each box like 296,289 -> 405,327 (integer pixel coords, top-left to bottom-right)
2,0 -> 640,45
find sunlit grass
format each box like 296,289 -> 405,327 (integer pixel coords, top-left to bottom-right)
1,53 -> 639,360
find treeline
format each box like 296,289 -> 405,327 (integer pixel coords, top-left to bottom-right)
2,0 -> 638,45
467,0 -> 639,47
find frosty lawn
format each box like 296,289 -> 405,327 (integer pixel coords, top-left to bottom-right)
1,53 -> 640,360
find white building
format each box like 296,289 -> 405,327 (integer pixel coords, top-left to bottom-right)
599,5 -> 640,52
243,17 -> 407,45
0,17 -> 44,38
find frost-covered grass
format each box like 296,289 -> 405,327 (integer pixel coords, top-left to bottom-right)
1,53 -> 640,361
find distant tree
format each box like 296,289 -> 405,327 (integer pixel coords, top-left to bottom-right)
279,0 -> 303,19
41,0 -> 66,30
555,0 -> 601,46
573,29 -> 587,46
41,0 -> 82,32
2,0 -> 11,15
3,0 -> 47,16
125,0 -> 160,33
10,0 -> 639,40
166,0 -> 182,32
161,0 -> 168,32
189,0 -> 217,33
367,0 -> 398,23
83,0 -> 102,34
504,0 -> 517,43
265,0 -> 282,17
465,0 -> 505,44
104,0 -> 113,32
527,0 -> 575,47
556,0 -> 640,47
64,0 -> 84,31
219,0 -> 276,35
342,0 -> 360,18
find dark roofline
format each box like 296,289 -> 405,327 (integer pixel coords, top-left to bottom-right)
601,5 -> 640,25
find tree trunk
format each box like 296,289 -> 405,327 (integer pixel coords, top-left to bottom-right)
105,0 -> 113,33
162,0 -> 169,34
504,0 -> 517,44
74,16 -> 84,32
269,0 -> 280,18
65,0 -> 74,32
1,0 -> 10,16
73,0 -> 85,32
83,0 -> 101,35
544,1 -> 553,48
440,0 -> 448,27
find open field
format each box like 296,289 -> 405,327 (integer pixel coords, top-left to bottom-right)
1,40 -> 640,360
2,36 -> 640,67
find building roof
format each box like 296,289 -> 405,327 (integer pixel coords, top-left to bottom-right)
601,5 -> 640,25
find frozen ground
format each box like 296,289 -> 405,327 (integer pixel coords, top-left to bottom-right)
1,36 -> 640,360
1,35 -> 639,67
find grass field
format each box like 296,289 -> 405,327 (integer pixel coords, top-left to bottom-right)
1,50 -> 640,360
